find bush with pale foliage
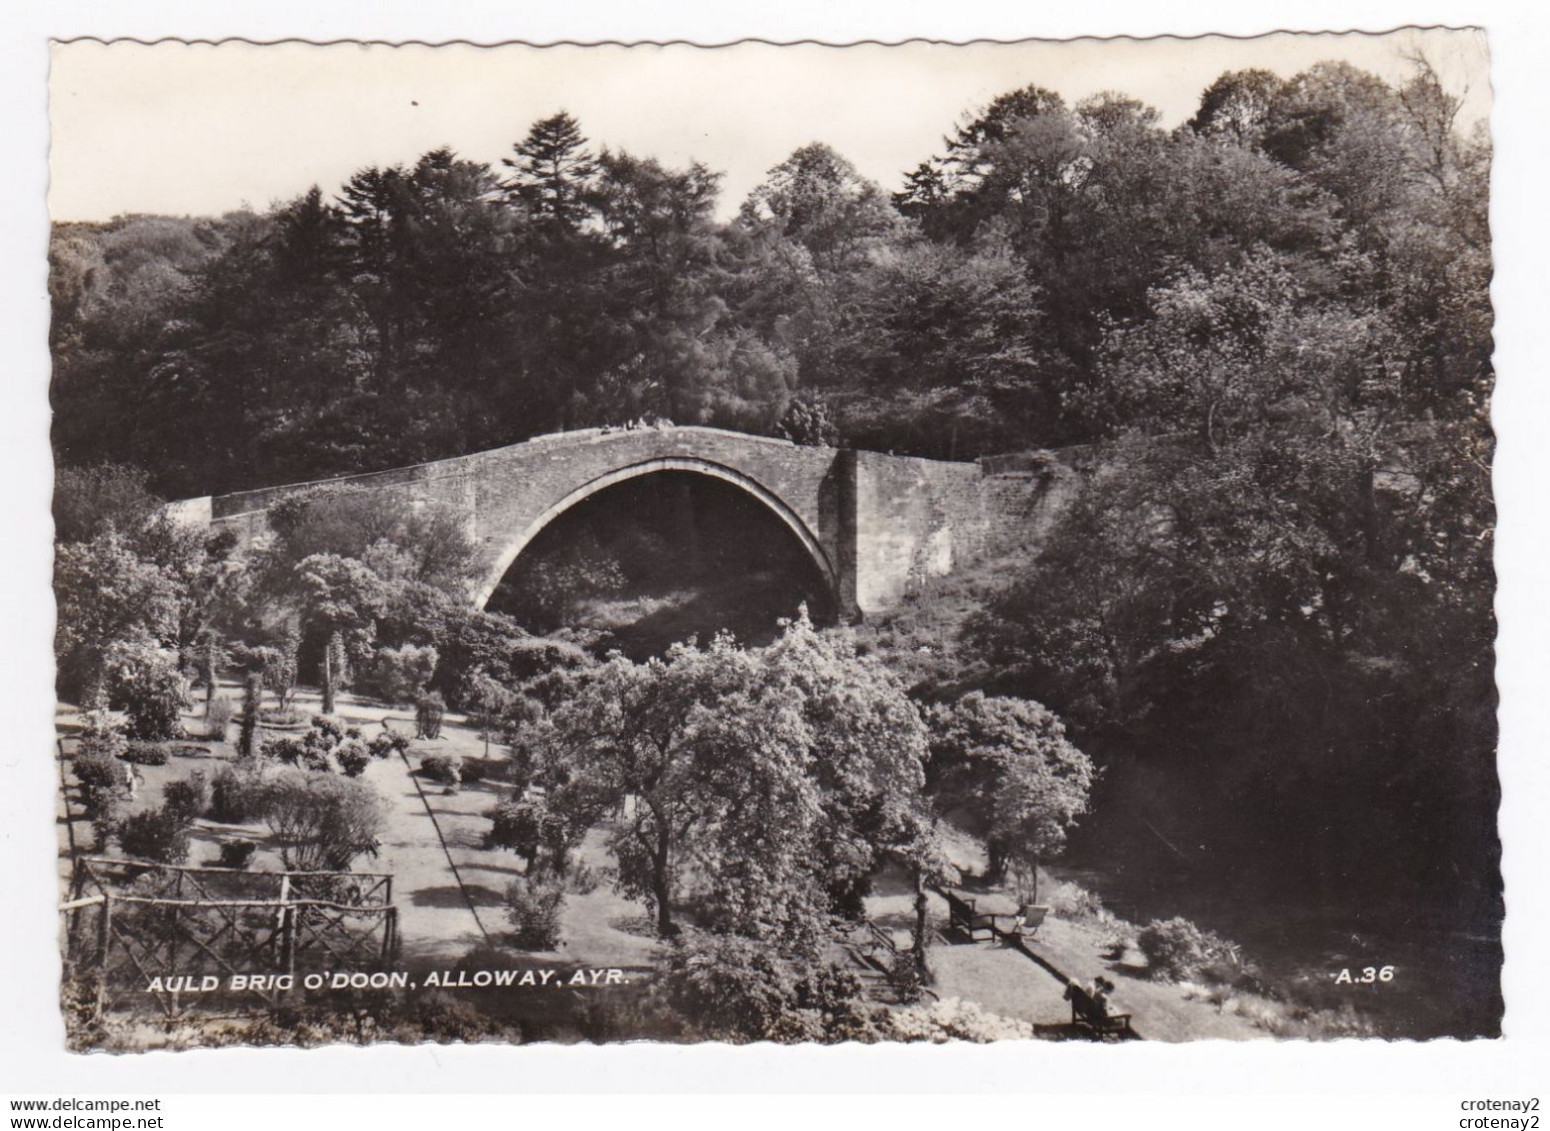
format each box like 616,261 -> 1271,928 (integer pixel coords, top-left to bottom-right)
885,997 -> 1035,1043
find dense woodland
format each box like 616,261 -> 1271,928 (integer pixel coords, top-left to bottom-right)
52,56 -> 1499,1030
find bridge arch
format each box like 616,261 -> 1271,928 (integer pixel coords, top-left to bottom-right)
472,456 -> 839,612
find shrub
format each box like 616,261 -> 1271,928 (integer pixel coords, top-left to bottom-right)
53,462 -> 162,544
395,991 -> 500,1044
261,736 -> 309,767
259,642 -> 300,711
368,731 -> 410,760
487,795 -> 569,870
465,670 -> 515,749
119,804 -> 192,864
415,692 -> 446,740
885,953 -> 926,1004
1137,916 -> 1242,983
73,749 -> 125,819
358,644 -> 439,706
885,997 -> 1035,1043
215,839 -> 256,870
89,811 -> 120,854
73,748 -> 123,791
656,933 -> 880,1042
106,644 -> 189,741
335,738 -> 372,778
76,712 -> 127,759
261,771 -> 383,871
420,752 -> 462,785
777,395 -> 840,447
264,718 -> 389,776
310,715 -> 346,744
123,741 -> 170,766
238,673 -> 262,760
504,872 -> 565,950
1044,879 -> 1109,923
204,695 -> 235,741
162,772 -> 209,823
657,934 -> 800,1041
208,764 -> 266,824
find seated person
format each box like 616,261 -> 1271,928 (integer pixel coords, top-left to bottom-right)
1091,976 -> 1116,1018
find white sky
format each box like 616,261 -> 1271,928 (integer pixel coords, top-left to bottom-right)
48,28 -> 1489,223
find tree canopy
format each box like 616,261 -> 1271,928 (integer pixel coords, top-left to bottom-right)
518,614 -> 929,949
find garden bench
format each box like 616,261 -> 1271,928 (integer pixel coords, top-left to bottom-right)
1012,905 -> 1048,938
945,889 -> 1046,942
1063,982 -> 1133,1039
944,889 -> 999,941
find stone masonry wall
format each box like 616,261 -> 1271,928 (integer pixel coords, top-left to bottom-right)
198,426 -> 1079,619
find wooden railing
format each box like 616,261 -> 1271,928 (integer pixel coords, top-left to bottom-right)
62,859 -> 401,1019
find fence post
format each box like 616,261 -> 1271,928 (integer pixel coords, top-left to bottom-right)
279,877 -> 296,994
381,907 -> 398,965
68,862 -> 86,959
94,893 -> 112,1020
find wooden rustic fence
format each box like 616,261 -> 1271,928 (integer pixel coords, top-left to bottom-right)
62,858 -> 400,1018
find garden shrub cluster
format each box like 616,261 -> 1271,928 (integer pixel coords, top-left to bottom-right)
75,714 -> 127,760
1137,916 -> 1244,983
356,643 -> 439,706
334,738 -> 373,778
215,838 -> 256,870
487,795 -> 571,873
655,932 -> 882,1043
208,764 -> 266,824
368,731 -> 411,759
73,749 -> 124,821
204,695 -> 235,740
418,752 -> 462,785
260,736 -> 313,769
885,998 -> 1037,1043
1043,879 -> 1109,922
261,770 -> 384,872
122,741 -> 170,766
162,771 -> 209,823
415,692 -> 445,739
503,872 -> 566,950
118,804 -> 192,864
117,771 -> 212,863
105,643 -> 189,741
262,716 -> 402,777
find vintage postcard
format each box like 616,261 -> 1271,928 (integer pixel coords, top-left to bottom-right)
46,28 -> 1499,1051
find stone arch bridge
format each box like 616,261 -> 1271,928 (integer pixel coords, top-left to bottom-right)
176,426 -> 1075,618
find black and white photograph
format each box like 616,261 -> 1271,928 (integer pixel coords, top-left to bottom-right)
42,27 -> 1504,1053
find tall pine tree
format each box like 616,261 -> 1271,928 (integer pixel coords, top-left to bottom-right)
502,111 -> 598,229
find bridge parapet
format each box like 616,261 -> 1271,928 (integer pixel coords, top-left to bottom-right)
199,426 -> 1061,619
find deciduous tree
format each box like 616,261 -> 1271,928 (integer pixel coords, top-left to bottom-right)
928,691 -> 1095,893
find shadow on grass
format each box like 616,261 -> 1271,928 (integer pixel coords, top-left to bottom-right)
412,883 -> 507,909
452,859 -> 526,879
610,915 -> 660,940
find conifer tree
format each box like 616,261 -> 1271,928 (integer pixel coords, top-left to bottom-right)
502,111 -> 598,228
